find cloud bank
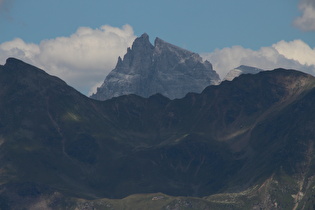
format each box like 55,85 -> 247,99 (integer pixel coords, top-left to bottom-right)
1,23 -> 314,95
0,24 -> 136,95
202,39 -> 315,79
294,0 -> 315,31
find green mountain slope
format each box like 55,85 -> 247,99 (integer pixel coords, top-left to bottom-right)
0,58 -> 314,209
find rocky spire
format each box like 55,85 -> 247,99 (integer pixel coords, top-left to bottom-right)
91,34 -> 220,100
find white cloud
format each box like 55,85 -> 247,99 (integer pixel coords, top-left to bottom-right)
0,24 -> 136,95
0,38 -> 39,62
1,24 -> 314,96
294,0 -> 315,31
201,40 -> 315,79
273,40 -> 315,66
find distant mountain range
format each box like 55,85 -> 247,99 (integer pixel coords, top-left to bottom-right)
0,58 -> 315,209
91,34 -> 220,100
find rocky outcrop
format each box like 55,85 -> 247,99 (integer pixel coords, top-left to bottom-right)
91,33 -> 220,100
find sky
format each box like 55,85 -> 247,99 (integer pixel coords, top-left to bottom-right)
0,0 -> 315,95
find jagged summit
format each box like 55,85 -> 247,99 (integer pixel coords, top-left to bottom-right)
153,36 -> 196,60
131,33 -> 153,51
154,37 -> 183,50
91,34 -> 220,100
140,32 -> 149,39
154,37 -> 164,45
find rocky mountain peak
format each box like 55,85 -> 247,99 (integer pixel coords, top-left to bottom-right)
154,37 -> 194,57
91,34 -> 220,100
154,37 -> 171,49
131,33 -> 154,51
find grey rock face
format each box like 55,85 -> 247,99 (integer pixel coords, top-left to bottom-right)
91,33 -> 220,100
224,65 -> 264,81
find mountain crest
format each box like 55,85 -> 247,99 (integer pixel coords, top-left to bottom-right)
154,37 -> 168,47
131,33 -> 154,51
224,65 -> 264,81
1,58 -> 315,209
5,57 -> 24,66
4,57 -> 34,70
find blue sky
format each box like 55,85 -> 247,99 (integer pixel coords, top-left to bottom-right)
1,0 -> 314,51
0,0 -> 315,95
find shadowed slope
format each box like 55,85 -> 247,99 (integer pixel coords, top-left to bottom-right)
0,58 -> 315,209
